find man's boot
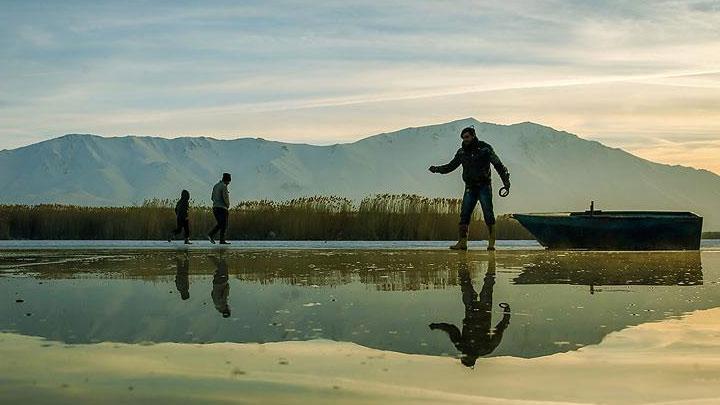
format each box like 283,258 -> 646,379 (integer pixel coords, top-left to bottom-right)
450,224 -> 469,250
487,224 -> 496,251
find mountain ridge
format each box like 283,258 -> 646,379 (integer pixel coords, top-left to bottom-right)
1,118 -> 718,229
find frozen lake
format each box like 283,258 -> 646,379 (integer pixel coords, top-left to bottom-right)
1,239 -> 719,250
2,246 -> 720,403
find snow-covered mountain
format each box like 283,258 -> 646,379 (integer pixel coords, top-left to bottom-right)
2,118 -> 719,229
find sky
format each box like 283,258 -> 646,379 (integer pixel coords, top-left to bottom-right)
1,0 -> 720,174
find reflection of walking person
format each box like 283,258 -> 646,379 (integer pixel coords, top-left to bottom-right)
430,253 -> 511,367
208,173 -> 231,244
210,255 -> 231,318
429,126 -> 510,250
168,190 -> 191,244
175,253 -> 190,300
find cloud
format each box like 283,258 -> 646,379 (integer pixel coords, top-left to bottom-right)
1,0 -> 719,173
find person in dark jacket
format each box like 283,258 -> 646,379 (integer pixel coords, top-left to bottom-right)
168,189 -> 191,244
207,173 -> 231,245
429,253 -> 511,367
429,126 -> 510,250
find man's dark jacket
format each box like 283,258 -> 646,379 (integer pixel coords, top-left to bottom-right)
434,139 -> 510,187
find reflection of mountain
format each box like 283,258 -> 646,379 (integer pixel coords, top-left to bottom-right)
513,252 -> 702,287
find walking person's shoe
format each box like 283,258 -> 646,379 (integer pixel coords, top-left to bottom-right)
450,239 -> 468,250
167,233 -> 173,243
219,240 -> 231,245
184,239 -> 192,245
450,224 -> 469,250
487,223 -> 496,251
207,234 -> 216,244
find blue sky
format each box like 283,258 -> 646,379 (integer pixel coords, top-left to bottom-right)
1,0 -> 720,173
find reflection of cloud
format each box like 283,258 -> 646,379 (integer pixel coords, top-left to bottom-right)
3,307 -> 720,403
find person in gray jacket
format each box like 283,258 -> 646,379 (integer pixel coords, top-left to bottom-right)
207,173 -> 231,244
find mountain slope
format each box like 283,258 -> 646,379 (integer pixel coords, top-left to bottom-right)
1,118 -> 719,229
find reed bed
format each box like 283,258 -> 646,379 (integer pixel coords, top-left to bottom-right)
0,194 -> 532,240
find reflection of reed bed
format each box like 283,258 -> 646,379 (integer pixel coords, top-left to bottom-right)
227,250 -> 476,291
4,249 -> 491,291
0,195 -> 532,240
513,251 -> 703,286
233,266 -> 466,291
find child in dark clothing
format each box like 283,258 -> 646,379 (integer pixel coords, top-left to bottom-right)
168,190 -> 191,244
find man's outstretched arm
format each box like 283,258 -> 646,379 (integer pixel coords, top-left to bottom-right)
488,147 -> 510,188
429,151 -> 461,174
429,322 -> 462,344
488,303 -> 512,352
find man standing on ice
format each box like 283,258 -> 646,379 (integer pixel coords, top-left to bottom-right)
429,126 -> 510,250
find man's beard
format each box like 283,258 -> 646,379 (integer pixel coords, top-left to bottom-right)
462,137 -> 478,150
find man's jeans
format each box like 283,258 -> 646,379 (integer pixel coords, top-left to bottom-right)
209,207 -> 228,240
460,184 -> 495,225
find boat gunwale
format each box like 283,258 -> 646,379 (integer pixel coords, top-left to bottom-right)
512,211 -> 701,219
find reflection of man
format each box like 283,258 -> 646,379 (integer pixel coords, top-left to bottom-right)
430,253 -> 511,367
175,253 -> 190,300
210,255 -> 231,318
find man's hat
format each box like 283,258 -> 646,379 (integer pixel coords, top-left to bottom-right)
460,126 -> 476,138
222,173 -> 232,182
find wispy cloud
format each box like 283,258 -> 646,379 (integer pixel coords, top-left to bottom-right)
1,0 -> 719,172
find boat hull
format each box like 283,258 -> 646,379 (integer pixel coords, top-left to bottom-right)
513,212 -> 703,250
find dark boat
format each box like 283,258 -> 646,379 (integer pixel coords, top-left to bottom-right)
513,203 -> 703,250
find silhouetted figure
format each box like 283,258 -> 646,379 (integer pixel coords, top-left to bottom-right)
210,255 -> 231,317
429,126 -> 510,250
208,173 -> 231,245
175,253 -> 190,300
168,189 -> 191,244
430,254 -> 511,367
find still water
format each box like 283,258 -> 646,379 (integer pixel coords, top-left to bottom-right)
2,247 -> 720,403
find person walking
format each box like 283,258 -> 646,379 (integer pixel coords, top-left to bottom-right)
168,189 -> 191,244
429,126 -> 510,250
208,173 -> 231,244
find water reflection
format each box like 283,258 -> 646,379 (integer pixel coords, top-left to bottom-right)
514,252 -> 702,288
210,255 -> 231,318
0,249 -> 715,360
430,253 -> 511,367
175,253 -> 190,300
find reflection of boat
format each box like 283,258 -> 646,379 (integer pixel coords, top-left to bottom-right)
513,252 -> 702,286
513,206 -> 703,250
